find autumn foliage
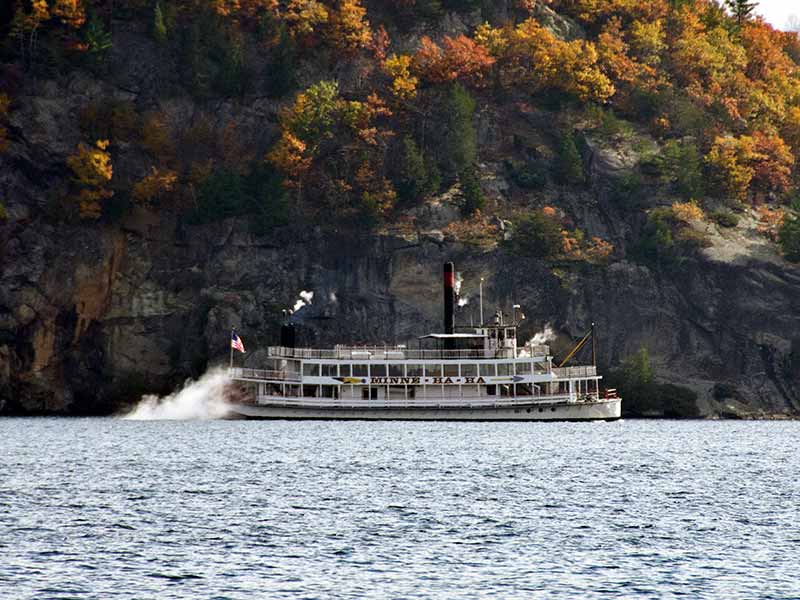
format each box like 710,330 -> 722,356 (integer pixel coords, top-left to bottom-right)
66,140 -> 113,219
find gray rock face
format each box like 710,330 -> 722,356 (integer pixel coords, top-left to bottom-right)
2,65 -> 799,418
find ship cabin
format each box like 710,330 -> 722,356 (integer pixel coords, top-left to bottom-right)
230,263 -> 603,408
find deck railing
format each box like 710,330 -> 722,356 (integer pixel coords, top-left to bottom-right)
248,393 -> 604,409
266,345 -> 551,361
228,367 -> 301,382
552,365 -> 597,378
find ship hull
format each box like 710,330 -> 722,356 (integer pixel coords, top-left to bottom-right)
226,399 -> 621,421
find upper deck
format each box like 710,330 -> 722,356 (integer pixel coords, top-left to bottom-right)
266,344 -> 551,361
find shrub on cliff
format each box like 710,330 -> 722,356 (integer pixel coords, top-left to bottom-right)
778,213 -> 800,262
554,130 -> 585,186
606,347 -> 700,418
507,210 -> 562,260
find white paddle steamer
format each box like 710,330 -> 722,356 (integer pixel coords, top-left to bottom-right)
228,263 -> 620,421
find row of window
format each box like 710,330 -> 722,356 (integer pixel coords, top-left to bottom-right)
263,383 -> 548,399
301,361 -> 545,377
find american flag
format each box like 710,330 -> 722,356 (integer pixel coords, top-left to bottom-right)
231,332 -> 245,353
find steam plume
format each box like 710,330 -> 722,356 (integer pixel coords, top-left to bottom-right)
121,368 -> 231,420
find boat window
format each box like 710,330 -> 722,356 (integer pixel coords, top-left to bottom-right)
371,364 -> 388,377
388,363 -> 404,377
444,364 -> 459,377
498,329 -> 505,342
321,364 -> 338,377
486,385 -> 496,396
353,364 -> 368,377
406,364 -> 423,376
479,363 -> 495,377
388,386 -> 406,399
506,328 -> 514,339
461,364 -> 477,377
286,385 -> 300,397
303,363 -> 320,377
425,364 -> 442,377
320,386 -> 338,398
408,387 -> 416,399
302,385 -> 318,397
516,383 -> 532,396
516,362 -> 531,374
497,363 -> 512,376
339,364 -> 351,377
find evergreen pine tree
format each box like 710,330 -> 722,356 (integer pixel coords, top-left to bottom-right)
724,0 -> 757,26
153,1 -> 168,44
447,83 -> 477,173
554,130 -> 585,185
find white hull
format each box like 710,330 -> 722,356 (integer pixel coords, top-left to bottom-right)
227,399 -> 621,421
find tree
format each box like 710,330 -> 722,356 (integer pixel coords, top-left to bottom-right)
327,0 -> 372,55
459,166 -> 484,215
66,140 -> 113,219
84,13 -> 113,64
778,213 -> 800,262
447,83 -> 477,174
554,130 -> 585,185
383,54 -> 418,100
133,167 -> 177,205
153,1 -> 168,44
395,136 -> 431,203
508,210 -> 563,259
285,0 -> 328,37
413,35 -> 495,87
705,136 -> 754,203
725,0 -> 757,27
52,0 -> 86,29
658,139 -> 705,199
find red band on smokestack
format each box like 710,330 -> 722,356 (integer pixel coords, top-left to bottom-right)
444,271 -> 454,287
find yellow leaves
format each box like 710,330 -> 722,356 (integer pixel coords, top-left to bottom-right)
141,111 -> 173,163
705,136 -> 754,203
66,140 -> 113,219
670,200 -> 704,224
328,0 -> 372,55
383,53 -> 418,100
51,0 -> 86,29
267,132 -> 312,180
474,22 -> 507,57
285,0 -> 328,37
132,167 -> 177,205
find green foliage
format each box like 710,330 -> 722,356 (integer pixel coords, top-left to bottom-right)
265,25 -> 296,98
153,1 -> 168,44
586,105 -> 633,139
631,208 -> 674,265
507,211 -> 562,259
610,172 -> 646,209
778,213 -> 800,262
724,0 -> 757,26
190,164 -> 289,232
83,14 -> 113,64
554,130 -> 585,185
459,167 -> 484,215
447,83 -> 477,175
657,139 -> 705,199
606,346 -> 700,417
710,209 -> 739,228
395,136 -> 436,204
505,159 -> 547,189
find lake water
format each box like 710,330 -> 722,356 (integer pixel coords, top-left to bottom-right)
1,418 -> 799,599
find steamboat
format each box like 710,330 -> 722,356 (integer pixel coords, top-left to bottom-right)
227,263 -> 620,421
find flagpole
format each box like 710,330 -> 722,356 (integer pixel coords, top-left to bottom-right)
230,328 -> 234,369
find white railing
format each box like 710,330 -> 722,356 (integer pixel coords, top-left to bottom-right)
552,366 -> 597,378
248,393 -> 606,409
266,345 -> 551,361
228,367 -> 301,382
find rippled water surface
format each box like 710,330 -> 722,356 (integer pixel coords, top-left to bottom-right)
2,419 -> 799,599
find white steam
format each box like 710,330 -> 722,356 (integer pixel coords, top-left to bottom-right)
121,368 -> 231,420
458,295 -> 470,307
529,324 -> 556,346
329,290 -> 338,303
454,272 -> 463,296
291,290 -> 314,314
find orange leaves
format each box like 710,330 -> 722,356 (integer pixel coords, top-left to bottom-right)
51,0 -> 86,29
412,35 -> 495,87
285,0 -> 328,37
132,167 -> 177,205
267,132 -> 312,181
670,201 -> 704,224
756,205 -> 785,241
66,140 -> 113,219
706,132 -> 795,203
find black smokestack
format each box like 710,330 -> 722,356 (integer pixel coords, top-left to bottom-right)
280,324 -> 296,348
443,262 -> 455,335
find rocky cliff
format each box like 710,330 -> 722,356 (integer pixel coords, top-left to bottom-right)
2,3 -> 800,418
